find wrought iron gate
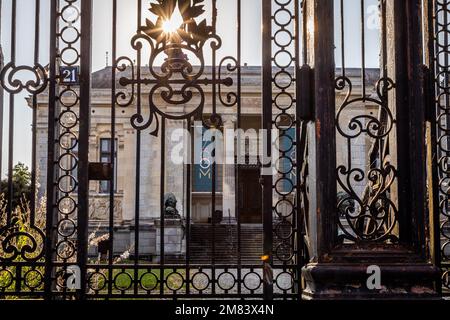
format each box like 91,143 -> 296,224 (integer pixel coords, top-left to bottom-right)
0,0 -> 308,300
0,0 -> 447,300
429,0 -> 450,297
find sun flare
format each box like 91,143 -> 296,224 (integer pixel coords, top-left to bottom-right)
162,7 -> 184,34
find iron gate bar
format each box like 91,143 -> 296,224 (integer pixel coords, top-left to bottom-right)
395,0 -> 413,246
210,0 -> 217,298
424,0 -> 443,295
160,117 -> 165,296
109,0 -> 117,297
261,0 -> 273,301
136,0 -> 143,296
186,119 -> 191,297
312,0 -> 337,253
44,0 -> 59,300
30,0 -> 42,296
396,0 -> 428,249
423,0 -> 441,292
295,0 -> 308,293
429,0 -> 450,295
7,0 -> 15,226
78,0 -> 93,300
0,0 -> 3,182
236,0 -> 242,297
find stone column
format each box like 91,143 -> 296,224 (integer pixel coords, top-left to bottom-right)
222,115 -> 237,224
121,129 -> 136,221
166,119 -> 186,217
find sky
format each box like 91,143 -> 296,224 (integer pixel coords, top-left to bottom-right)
0,0 -> 380,178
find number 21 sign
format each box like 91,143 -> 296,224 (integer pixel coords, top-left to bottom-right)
59,66 -> 80,85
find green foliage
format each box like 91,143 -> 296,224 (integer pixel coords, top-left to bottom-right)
0,163 -> 32,210
0,195 -> 46,299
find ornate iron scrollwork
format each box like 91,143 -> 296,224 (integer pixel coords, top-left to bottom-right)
0,62 -> 48,95
336,75 -> 399,243
433,0 -> 450,292
117,0 -> 233,135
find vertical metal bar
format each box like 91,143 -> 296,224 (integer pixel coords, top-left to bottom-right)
76,0 -> 92,300
160,117 -> 166,295
0,0 -> 4,184
444,0 -> 450,140
134,0 -> 142,296
211,134 -> 216,296
360,0 -> 366,98
77,0 -> 93,301
425,0 -> 443,295
312,0 -> 337,251
294,0 -> 304,298
44,0 -> 58,300
134,122 -> 141,295
210,0 -> 218,296
211,0 -> 217,118
393,0 -> 413,244
7,0 -> 16,222
30,0 -> 41,224
406,0 -> 428,254
340,0 -> 345,76
381,0 -> 388,78
302,0 -> 308,65
108,0 -> 118,296
236,0 -> 242,296
262,0 -> 273,301
185,119 -> 191,294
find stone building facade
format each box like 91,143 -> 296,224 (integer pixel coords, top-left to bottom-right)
31,66 -> 380,259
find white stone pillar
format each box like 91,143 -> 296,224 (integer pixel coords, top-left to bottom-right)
139,128 -> 153,219
166,119 -> 185,217
222,115 -> 237,224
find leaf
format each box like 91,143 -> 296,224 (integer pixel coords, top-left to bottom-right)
187,5 -> 205,19
178,0 -> 190,19
197,19 -> 208,36
142,18 -> 163,41
178,27 -> 195,45
149,3 -> 164,17
187,19 -> 198,35
149,0 -> 176,20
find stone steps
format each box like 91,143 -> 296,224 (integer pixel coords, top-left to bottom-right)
164,223 -> 295,264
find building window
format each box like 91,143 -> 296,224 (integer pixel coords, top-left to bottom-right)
99,138 -> 118,193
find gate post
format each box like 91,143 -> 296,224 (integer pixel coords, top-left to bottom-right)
77,0 -> 92,300
301,0 -> 441,299
44,0 -> 59,300
44,0 -> 92,300
261,0 -> 273,300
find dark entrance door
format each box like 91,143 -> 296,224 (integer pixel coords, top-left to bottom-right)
239,166 -> 262,224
